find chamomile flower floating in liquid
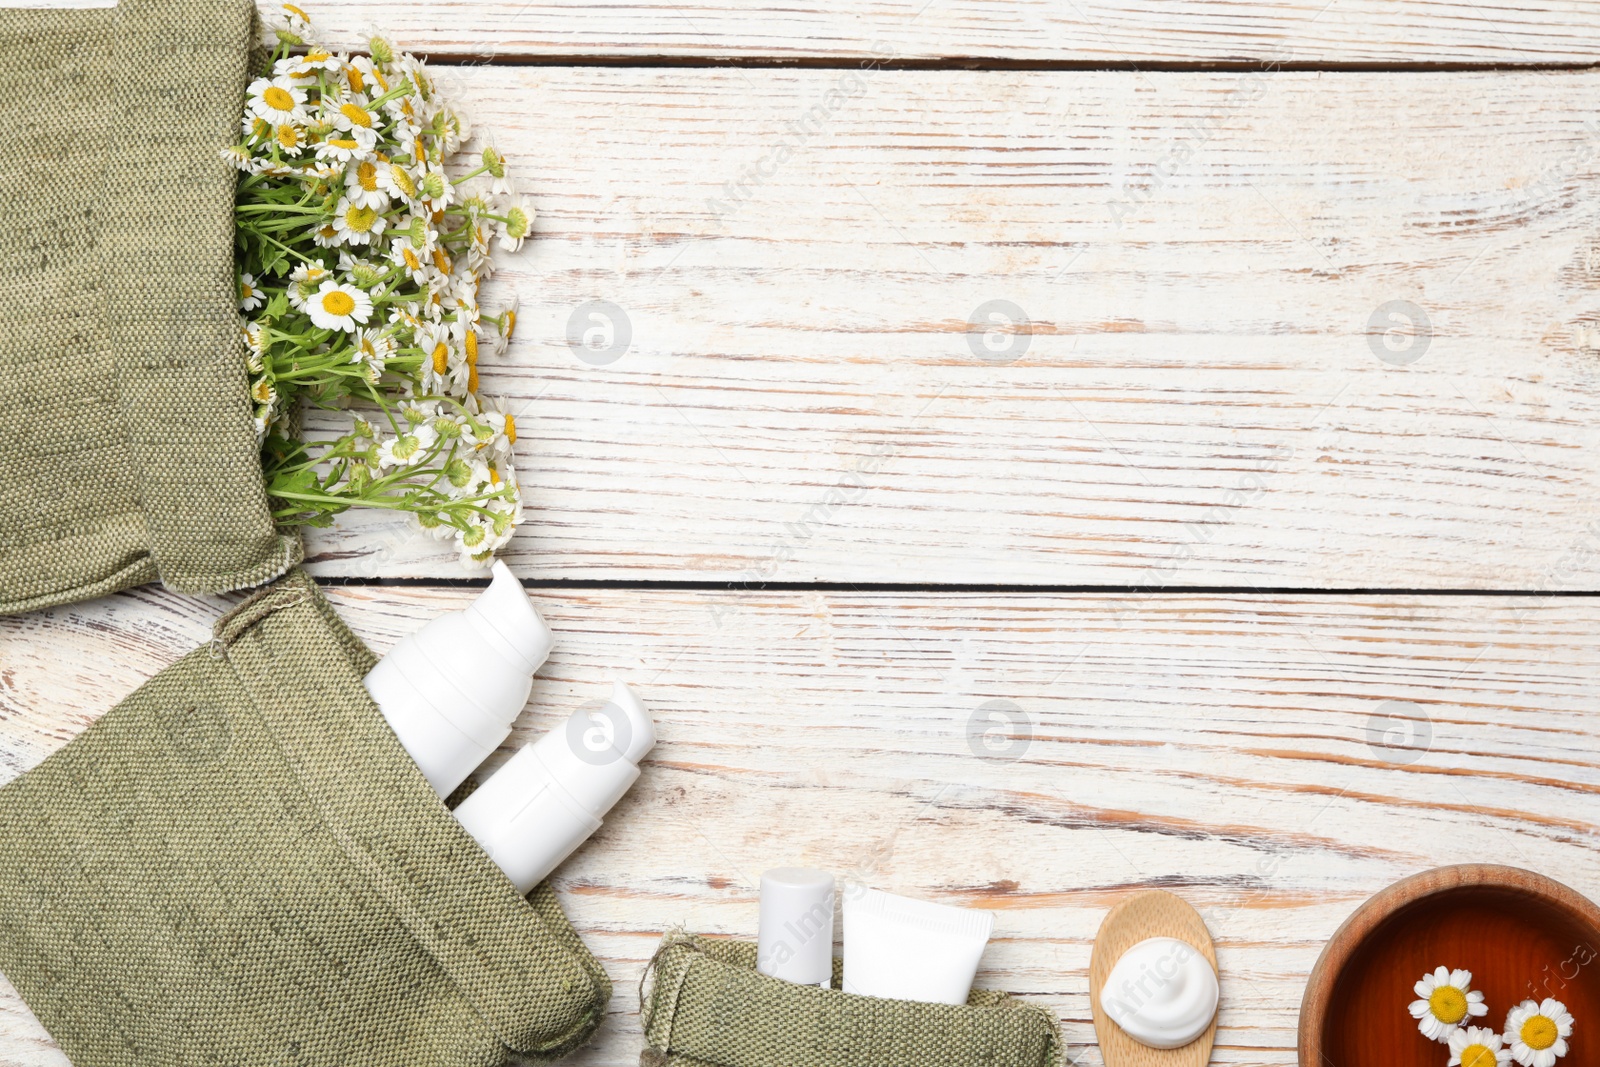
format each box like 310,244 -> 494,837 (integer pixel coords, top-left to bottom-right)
1411,967 -> 1488,1042
1505,999 -> 1574,1067
1451,1027 -> 1512,1067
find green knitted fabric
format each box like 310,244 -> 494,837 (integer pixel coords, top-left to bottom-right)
0,0 -> 298,616
640,935 -> 1062,1067
0,569 -> 611,1067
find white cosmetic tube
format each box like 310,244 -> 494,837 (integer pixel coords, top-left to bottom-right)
452,681 -> 655,894
841,888 -> 994,1006
758,868 -> 835,988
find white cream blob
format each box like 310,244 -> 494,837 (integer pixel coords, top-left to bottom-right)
1101,936 -> 1219,1049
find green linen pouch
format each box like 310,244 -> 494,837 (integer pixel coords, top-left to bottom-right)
639,934 -> 1063,1067
0,0 -> 298,616
0,569 -> 611,1067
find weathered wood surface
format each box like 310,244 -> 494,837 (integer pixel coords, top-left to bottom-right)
3,587 -> 1598,1065
299,66 -> 1600,587
282,1 -> 1600,65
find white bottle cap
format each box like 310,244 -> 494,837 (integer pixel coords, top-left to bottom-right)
452,681 -> 656,894
365,560 -> 555,797
758,868 -> 836,987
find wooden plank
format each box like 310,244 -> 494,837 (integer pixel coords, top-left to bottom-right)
301,67 -> 1600,588
282,1 -> 1600,65
3,586 -> 1599,1065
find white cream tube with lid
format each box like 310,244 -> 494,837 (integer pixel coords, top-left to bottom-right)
452,681 -> 655,894
1101,936 -> 1218,1049
363,560 -> 554,798
841,888 -> 994,1006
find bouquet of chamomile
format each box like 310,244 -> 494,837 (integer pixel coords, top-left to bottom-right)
227,3 -> 533,566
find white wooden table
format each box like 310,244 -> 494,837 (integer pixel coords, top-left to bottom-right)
6,4 -> 1600,1064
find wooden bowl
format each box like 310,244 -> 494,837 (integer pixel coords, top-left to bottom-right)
1300,865 -> 1600,1067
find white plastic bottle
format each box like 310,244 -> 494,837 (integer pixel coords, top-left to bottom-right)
453,681 -> 655,894
363,560 -> 554,797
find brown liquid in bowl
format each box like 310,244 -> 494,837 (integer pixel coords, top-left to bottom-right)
1322,888 -> 1597,1067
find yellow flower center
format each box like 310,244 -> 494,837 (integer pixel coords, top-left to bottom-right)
347,67 -> 365,93
389,164 -> 416,196
488,466 -> 500,485
262,86 -> 296,112
283,3 -> 308,20
304,49 -> 331,63
321,290 -> 356,316
1522,1016 -> 1558,1051
464,330 -> 478,365
504,309 -> 517,338
251,117 -> 272,138
402,247 -> 421,271
467,366 -> 479,393
504,415 -> 516,444
356,161 -> 379,191
344,205 -> 378,233
1430,987 -> 1468,1024
432,342 -> 448,374
276,124 -> 300,150
251,379 -> 272,403
328,138 -> 360,151
431,248 -> 451,273
1459,1044 -> 1496,1067
340,103 -> 373,129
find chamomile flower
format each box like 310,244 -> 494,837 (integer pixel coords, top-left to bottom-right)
472,408 -> 516,455
268,122 -> 304,155
1411,968 -> 1488,1042
284,48 -> 342,77
417,164 -> 454,211
379,161 -> 420,202
286,263 -> 330,310
1505,999 -> 1574,1067
315,129 -> 377,162
345,158 -> 390,209
495,201 -> 533,252
308,280 -> 373,332
330,97 -> 378,135
344,55 -> 387,95
247,76 -> 307,125
331,196 -> 386,246
279,2 -> 312,32
238,272 -> 264,312
388,235 -> 429,281
375,423 -> 438,468
243,322 -> 266,364
1452,1027 -> 1512,1067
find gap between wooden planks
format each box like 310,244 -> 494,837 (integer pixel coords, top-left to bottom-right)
3,586 -> 1597,1066
282,0 -> 1600,65
304,66 -> 1600,588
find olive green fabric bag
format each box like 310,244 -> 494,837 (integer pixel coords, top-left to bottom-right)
0,0 -> 298,616
639,934 -> 1062,1067
0,570 -> 611,1067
